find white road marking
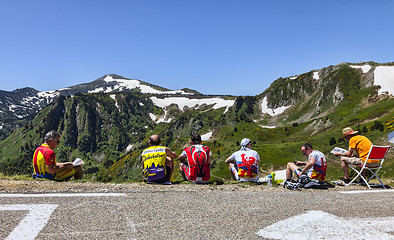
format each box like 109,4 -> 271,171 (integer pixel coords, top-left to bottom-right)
0,193 -> 127,198
0,204 -> 58,240
340,189 -> 394,194
256,210 -> 394,240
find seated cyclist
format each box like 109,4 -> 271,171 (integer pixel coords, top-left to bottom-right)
286,143 -> 327,182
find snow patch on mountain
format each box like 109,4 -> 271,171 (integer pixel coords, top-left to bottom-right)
261,96 -> 290,116
126,144 -> 133,152
89,87 -> 106,93
201,132 -> 213,141
150,96 -> 235,113
149,113 -> 157,121
149,96 -> 234,123
155,109 -> 172,123
350,64 -> 371,73
374,66 -> 394,95
37,90 -> 60,99
313,72 -> 319,80
110,94 -> 119,110
260,125 -> 277,129
96,75 -> 193,95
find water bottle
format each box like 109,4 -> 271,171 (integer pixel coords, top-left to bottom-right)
271,172 -> 276,184
267,175 -> 272,187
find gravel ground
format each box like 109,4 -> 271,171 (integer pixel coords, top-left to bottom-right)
0,178 -> 373,193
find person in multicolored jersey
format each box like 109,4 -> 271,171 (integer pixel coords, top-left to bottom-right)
179,132 -> 212,184
33,130 -> 83,181
286,143 -> 327,182
225,138 -> 260,182
334,127 -> 375,184
141,134 -> 177,184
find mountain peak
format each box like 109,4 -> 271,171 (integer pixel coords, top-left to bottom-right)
12,87 -> 39,94
91,74 -> 197,95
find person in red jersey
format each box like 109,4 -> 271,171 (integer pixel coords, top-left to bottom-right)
179,132 -> 212,184
33,130 -> 83,181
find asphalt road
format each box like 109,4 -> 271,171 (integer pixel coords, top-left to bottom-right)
0,184 -> 393,240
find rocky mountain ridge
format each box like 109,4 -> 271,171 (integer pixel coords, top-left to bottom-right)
257,63 -> 393,125
1,63 -> 393,141
0,74 -> 202,139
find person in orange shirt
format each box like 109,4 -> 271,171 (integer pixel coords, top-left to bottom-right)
334,127 -> 374,184
33,130 -> 83,181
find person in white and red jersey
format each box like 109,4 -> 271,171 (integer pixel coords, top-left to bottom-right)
286,143 -> 327,182
179,132 -> 212,184
225,138 -> 260,182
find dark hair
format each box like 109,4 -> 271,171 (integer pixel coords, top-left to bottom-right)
301,142 -> 313,150
44,130 -> 60,142
149,135 -> 161,146
191,132 -> 202,144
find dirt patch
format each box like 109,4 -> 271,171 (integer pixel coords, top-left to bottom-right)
0,179 -> 373,194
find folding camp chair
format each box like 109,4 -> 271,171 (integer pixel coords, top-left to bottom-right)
346,145 -> 390,189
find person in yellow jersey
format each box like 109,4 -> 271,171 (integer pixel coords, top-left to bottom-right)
141,135 -> 177,184
334,127 -> 375,184
32,130 -> 83,181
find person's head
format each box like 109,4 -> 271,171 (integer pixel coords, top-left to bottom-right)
300,143 -> 313,156
341,127 -> 358,141
240,138 -> 252,150
44,130 -> 60,149
190,132 -> 202,145
148,135 -> 161,146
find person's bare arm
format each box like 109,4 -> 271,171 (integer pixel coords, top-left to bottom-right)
225,157 -> 235,164
300,157 -> 316,175
165,148 -> 178,160
334,148 -> 355,157
47,162 -> 74,174
294,161 -> 307,166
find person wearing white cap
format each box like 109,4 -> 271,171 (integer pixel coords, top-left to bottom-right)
334,127 -> 374,184
225,138 -> 260,182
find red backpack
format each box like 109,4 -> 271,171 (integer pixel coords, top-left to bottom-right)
184,145 -> 211,181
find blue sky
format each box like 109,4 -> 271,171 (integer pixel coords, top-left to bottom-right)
1,0 -> 393,95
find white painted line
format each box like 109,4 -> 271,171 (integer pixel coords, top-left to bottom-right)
340,189 -> 394,194
0,193 -> 127,198
257,210 -> 394,240
0,204 -> 58,240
